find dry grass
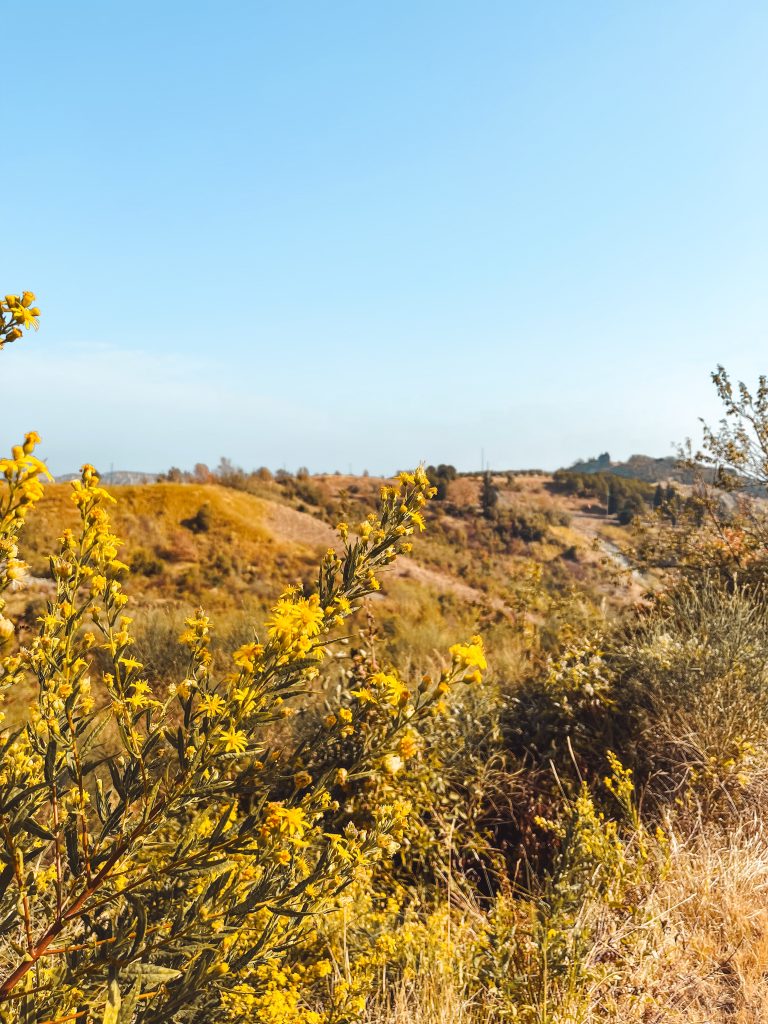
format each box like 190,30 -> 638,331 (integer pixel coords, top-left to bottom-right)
366,981 -> 491,1024
362,815 -> 768,1024
627,816 -> 768,1023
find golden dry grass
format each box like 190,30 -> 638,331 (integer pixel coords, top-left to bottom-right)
365,817 -> 768,1024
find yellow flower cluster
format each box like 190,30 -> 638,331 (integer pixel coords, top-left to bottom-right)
267,591 -> 326,658
261,802 -> 310,841
0,291 -> 488,1021
448,634 -> 487,683
232,640 -> 264,672
0,319 -> 481,1024
0,291 -> 40,348
0,433 -> 52,647
221,957 -> 333,1024
179,609 -> 213,670
351,670 -> 410,711
0,432 -> 48,501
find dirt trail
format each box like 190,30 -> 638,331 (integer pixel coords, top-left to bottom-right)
569,510 -> 651,597
388,560 -> 510,611
260,501 -> 337,551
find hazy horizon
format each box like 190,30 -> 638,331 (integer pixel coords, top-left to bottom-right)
4,1 -> 767,475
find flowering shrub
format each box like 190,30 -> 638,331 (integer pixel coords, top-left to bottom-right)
482,755 -> 650,1023
0,302 -> 487,1022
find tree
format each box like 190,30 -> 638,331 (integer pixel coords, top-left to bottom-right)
190,501 -> 212,532
426,464 -> 457,501
617,495 -> 645,525
481,470 -> 499,519
193,463 -> 213,483
698,365 -> 768,490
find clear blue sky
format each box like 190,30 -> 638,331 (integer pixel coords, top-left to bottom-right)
3,1 -> 768,475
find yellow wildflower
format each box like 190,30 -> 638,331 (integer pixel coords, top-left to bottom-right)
218,727 -> 248,754
199,693 -> 227,717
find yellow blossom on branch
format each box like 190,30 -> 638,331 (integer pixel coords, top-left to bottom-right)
218,726 -> 249,754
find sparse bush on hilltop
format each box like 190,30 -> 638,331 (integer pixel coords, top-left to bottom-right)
187,501 -> 213,533
425,464 -> 457,501
568,451 -> 612,474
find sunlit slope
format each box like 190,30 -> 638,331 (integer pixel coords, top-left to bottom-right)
14,473 -> 643,631
19,483 -> 316,607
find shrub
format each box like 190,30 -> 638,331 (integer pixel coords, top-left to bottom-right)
130,546 -> 164,576
0,450 -> 488,1021
635,367 -> 768,587
0,311 -> 491,1021
425,464 -> 457,501
611,578 -> 768,805
185,502 -> 212,533
617,494 -> 645,525
481,471 -> 498,519
486,761 -> 646,1023
497,509 -> 549,544
509,575 -> 768,818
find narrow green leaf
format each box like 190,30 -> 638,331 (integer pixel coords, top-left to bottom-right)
102,975 -> 121,1024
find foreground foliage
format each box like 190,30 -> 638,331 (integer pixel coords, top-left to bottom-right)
0,297 -> 489,1022
4,297 -> 768,1023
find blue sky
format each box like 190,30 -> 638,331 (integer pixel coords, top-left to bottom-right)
3,1 -> 768,475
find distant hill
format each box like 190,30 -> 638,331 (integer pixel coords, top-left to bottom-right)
11,470 -> 639,637
53,457 -> 704,488
566,452 -> 704,484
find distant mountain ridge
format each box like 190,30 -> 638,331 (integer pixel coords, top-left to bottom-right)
565,452 -> 701,484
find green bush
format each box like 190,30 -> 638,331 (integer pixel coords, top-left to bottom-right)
611,578 -> 768,805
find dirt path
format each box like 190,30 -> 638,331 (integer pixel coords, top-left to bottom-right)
569,510 -> 651,598
388,559 -> 511,612
259,501 -> 337,551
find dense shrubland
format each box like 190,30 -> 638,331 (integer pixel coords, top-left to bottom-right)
551,469 -> 658,523
3,298 -> 768,1022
